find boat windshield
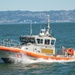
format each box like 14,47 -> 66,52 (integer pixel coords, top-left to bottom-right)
51,40 -> 55,45
20,37 -> 35,45
37,39 -> 43,44
45,39 -> 50,45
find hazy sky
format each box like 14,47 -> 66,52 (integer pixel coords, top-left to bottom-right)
0,0 -> 75,11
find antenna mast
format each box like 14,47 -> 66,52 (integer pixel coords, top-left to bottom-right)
48,15 -> 50,33
46,15 -> 50,36
30,20 -> 32,36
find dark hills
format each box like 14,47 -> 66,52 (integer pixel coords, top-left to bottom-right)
0,10 -> 75,23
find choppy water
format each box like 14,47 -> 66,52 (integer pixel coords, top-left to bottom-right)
0,22 -> 75,75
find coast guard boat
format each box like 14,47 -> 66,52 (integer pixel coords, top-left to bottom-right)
0,15 -> 75,63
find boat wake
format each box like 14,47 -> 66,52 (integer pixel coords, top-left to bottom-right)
11,53 -> 75,64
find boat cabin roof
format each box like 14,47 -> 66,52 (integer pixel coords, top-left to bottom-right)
20,35 -> 56,40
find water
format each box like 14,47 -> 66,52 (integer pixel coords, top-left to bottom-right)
0,22 -> 75,75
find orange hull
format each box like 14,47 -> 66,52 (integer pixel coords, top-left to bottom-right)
0,46 -> 74,61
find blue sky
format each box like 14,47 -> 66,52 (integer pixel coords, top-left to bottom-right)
0,0 -> 75,11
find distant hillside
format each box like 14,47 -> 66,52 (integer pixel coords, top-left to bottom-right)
0,10 -> 75,23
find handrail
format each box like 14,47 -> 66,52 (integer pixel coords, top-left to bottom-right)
0,39 -> 20,47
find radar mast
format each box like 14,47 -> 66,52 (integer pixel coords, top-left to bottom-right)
46,15 -> 50,36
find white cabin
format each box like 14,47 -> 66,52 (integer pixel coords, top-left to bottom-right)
20,15 -> 56,55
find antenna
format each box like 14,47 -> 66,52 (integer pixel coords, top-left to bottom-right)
30,20 -> 32,36
48,15 -> 50,31
46,15 -> 50,36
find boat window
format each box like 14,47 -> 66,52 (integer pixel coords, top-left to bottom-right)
28,38 -> 35,43
20,37 -> 28,44
37,39 -> 43,44
51,40 -> 55,45
45,39 -> 50,45
20,37 -> 35,45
